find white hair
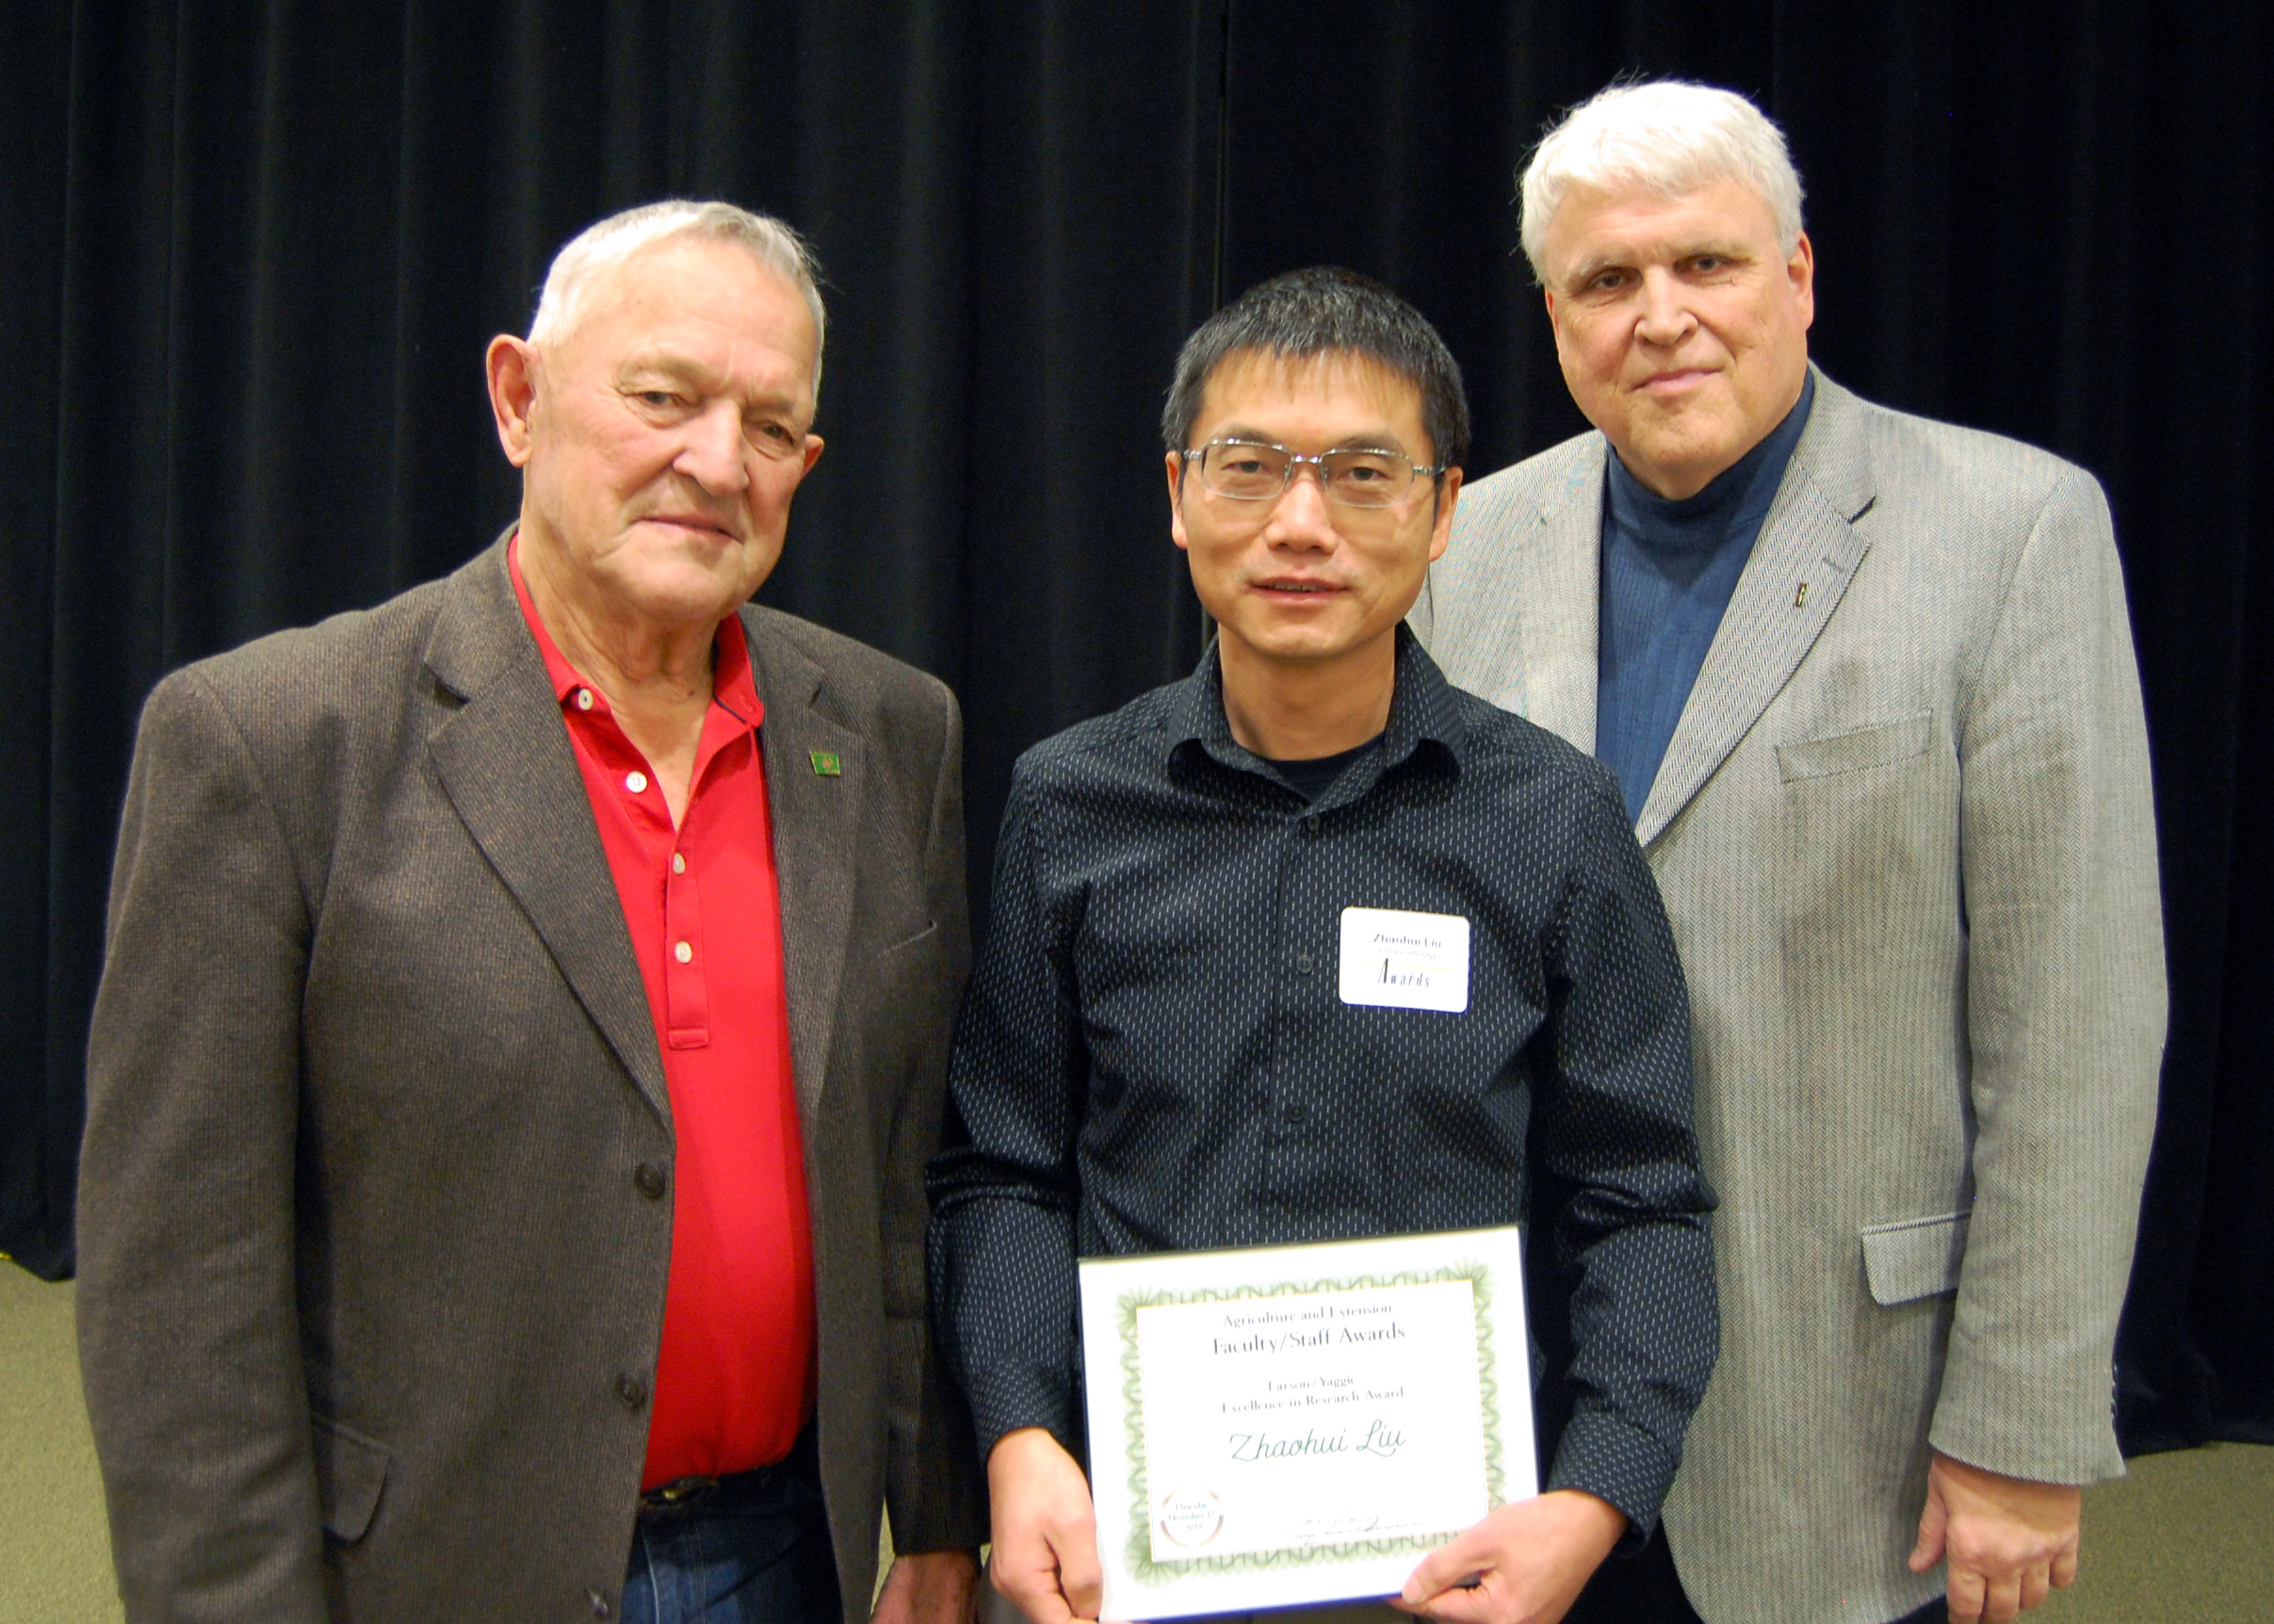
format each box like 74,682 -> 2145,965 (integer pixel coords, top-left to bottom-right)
1519,81 -> 1805,282
527,200 -> 827,394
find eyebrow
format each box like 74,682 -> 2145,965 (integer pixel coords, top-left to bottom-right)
618,351 -> 809,414
1563,237 -> 1757,287
1208,423 -> 1415,456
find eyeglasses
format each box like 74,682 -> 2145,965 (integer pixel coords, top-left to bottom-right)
1181,438 -> 1446,509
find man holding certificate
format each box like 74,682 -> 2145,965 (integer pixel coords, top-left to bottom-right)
929,268 -> 1718,1624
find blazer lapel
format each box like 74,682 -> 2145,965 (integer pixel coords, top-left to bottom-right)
424,543 -> 671,1125
741,610 -> 859,1125
1636,372 -> 1876,848
1510,442 -> 1608,754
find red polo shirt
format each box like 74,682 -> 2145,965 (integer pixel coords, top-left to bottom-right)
510,538 -> 816,1489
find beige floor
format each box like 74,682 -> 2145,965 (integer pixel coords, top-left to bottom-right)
7,1262 -> 2269,1623
2,1267 -> 119,1624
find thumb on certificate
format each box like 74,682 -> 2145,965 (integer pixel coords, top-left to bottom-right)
1055,1524 -> 1104,1622
1399,1521 -> 1491,1607
1399,1491 -> 1626,1623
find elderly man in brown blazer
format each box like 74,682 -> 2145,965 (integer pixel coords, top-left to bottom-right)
76,202 -> 983,1624
1419,84 -> 2163,1624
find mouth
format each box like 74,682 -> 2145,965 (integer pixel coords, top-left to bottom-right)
1636,366 -> 1716,396
640,513 -> 742,543
1252,577 -> 1342,598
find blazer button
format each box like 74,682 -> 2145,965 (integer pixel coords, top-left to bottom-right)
616,1372 -> 647,1410
588,1589 -> 613,1617
634,1163 -> 667,1200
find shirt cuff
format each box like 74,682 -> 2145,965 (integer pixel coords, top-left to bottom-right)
1544,1408 -> 1681,1546
968,1378 -> 1084,1467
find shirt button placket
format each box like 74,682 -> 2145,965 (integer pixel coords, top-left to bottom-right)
1265,813 -> 1312,1202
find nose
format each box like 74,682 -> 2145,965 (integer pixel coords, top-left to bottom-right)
676,399 -> 751,495
1633,268 -> 1697,348
1261,463 -> 1340,551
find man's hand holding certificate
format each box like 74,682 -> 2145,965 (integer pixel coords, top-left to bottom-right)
1075,1228 -> 1539,1618
985,1223 -> 1628,1624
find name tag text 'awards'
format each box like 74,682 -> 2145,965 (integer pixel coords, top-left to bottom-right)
1338,906 -> 1470,1013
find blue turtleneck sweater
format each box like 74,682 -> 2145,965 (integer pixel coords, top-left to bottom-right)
1597,373 -> 1815,823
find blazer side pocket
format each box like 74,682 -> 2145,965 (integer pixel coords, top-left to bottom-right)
1860,1210 -> 1971,1307
1777,712 -> 1935,782
312,1415 -> 390,1543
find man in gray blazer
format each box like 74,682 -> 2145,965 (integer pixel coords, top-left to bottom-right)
1416,83 -> 2164,1624
76,203 -> 983,1624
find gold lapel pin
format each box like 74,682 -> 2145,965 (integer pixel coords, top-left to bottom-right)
1795,581 -> 1811,609
809,750 -> 842,777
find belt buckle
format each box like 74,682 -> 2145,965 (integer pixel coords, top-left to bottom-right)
642,1474 -> 719,1513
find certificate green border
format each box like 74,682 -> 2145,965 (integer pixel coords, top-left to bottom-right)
1113,1264 -> 1506,1584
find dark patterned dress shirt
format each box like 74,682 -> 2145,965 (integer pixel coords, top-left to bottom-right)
927,629 -> 1717,1534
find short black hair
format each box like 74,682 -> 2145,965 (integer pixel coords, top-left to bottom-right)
1161,267 -> 1470,471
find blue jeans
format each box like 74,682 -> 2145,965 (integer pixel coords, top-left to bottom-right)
621,1444 -> 841,1624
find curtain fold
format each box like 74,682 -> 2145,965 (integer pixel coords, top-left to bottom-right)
4,0 -> 2265,1451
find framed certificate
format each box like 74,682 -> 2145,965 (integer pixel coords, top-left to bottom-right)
1077,1226 -> 1535,1619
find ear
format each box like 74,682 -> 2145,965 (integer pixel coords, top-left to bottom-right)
1165,449 -> 1193,554
1788,231 -> 1816,333
486,335 -> 540,468
801,433 -> 825,478
1426,467 -> 1463,563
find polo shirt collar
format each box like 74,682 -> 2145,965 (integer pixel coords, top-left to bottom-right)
507,529 -> 763,729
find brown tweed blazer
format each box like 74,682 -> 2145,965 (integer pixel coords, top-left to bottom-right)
1417,371 -> 2165,1624
76,537 -> 983,1622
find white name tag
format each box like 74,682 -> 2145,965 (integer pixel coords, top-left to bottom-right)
1338,907 -> 1470,1014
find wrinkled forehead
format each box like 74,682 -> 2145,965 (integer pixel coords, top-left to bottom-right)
1543,174 -> 1783,266
550,235 -> 820,379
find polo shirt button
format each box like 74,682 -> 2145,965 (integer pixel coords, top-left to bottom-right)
625,771 -> 648,794
589,1588 -> 612,1617
671,853 -> 686,875
674,941 -> 692,964
634,1163 -> 667,1200
616,1372 -> 646,1410
576,688 -> 594,711
1282,1102 -> 1308,1124
1295,953 -> 1315,975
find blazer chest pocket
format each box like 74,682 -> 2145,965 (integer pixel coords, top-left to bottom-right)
1860,1210 -> 1970,1306
312,1415 -> 390,1543
1777,712 -> 1935,782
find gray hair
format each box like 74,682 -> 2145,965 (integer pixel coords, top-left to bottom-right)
527,201 -> 828,394
1519,81 -> 1805,283
1161,267 -> 1470,472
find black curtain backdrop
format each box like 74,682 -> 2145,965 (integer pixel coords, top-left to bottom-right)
3,0 -> 2266,1455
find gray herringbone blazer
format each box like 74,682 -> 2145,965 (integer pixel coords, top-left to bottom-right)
77,538 -> 983,1622
1416,371 -> 2165,1624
